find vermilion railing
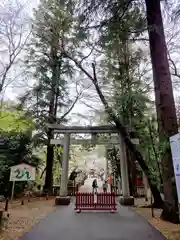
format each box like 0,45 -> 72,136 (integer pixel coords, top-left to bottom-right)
75,192 -> 116,212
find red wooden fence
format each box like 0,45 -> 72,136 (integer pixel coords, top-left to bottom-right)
75,192 -> 116,212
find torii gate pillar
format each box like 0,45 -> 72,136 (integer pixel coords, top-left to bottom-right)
55,133 -> 71,205
60,133 -> 70,196
119,136 -> 134,206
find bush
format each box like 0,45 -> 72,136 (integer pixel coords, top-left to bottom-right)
0,211 -> 9,230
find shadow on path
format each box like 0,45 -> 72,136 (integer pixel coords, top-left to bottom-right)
20,201 -> 166,240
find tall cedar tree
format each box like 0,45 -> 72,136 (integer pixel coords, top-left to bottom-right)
25,0 -> 76,193
100,7 -> 152,196
145,0 -> 179,223
84,0 -> 179,222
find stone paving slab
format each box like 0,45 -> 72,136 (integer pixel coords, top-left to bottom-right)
20,200 -> 166,240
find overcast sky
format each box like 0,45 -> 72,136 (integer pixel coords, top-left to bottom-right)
1,0 -> 105,127
2,0 -> 180,126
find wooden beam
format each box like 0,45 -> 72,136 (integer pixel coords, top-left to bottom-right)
50,138 -> 139,145
50,138 -> 119,145
47,124 -> 120,133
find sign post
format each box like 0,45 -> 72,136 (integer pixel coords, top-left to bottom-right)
170,133 -> 180,220
11,181 -> 15,202
9,163 -> 36,202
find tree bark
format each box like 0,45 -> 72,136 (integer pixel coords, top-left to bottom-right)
91,63 -> 163,207
148,120 -> 163,185
127,147 -> 137,197
145,0 -> 179,223
44,34 -> 60,194
44,90 -> 55,194
44,131 -> 54,194
65,54 -> 164,208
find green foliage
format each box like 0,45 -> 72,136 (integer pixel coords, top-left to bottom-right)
0,130 -> 41,195
0,105 -> 34,132
23,1 -> 69,123
90,3 -> 163,188
21,0 -> 83,146
0,213 -> 9,229
106,146 -> 120,179
0,102 -> 42,195
18,0 -> 85,191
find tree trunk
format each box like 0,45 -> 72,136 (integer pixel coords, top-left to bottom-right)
145,0 -> 179,223
44,130 -> 54,194
44,35 -> 60,194
148,120 -> 163,185
90,64 -> 163,208
126,146 -> 132,196
44,89 -> 55,193
66,54 -> 164,208
126,147 -> 137,196
43,83 -> 55,194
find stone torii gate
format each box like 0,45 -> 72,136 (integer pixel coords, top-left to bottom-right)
48,124 -> 138,206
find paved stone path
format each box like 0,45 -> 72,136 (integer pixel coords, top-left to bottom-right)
21,178 -> 166,240
21,201 -> 166,240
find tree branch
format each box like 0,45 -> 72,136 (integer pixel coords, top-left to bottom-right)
168,57 -> 180,79
59,95 -> 79,121
59,83 -> 83,122
64,53 -> 163,204
0,2 -> 31,94
84,0 -> 133,30
40,167 -> 47,179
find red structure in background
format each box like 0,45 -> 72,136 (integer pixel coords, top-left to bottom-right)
109,175 -> 113,185
75,192 -> 116,212
136,176 -> 143,186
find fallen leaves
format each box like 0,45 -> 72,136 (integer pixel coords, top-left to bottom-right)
134,198 -> 180,240
0,198 -> 55,240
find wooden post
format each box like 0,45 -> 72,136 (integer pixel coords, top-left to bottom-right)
11,181 -> 15,203
0,210 -> 3,223
143,171 -> 149,202
28,191 -> 31,202
4,198 -> 9,211
151,191 -> 154,217
46,193 -> 48,200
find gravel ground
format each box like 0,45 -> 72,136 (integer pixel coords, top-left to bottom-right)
134,198 -> 180,240
0,198 -> 55,240
19,181 -> 166,240
20,200 -> 166,240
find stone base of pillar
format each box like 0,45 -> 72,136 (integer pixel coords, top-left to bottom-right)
119,196 -> 134,206
55,196 -> 71,206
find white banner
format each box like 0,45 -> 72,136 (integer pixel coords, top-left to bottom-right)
170,133 -> 180,203
10,163 -> 36,181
